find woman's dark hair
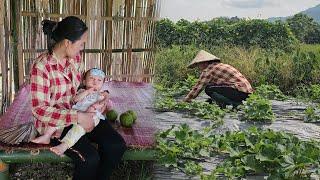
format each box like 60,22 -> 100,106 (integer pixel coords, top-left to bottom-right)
42,16 -> 88,53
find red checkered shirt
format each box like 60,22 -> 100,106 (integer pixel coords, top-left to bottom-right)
31,52 -> 84,134
185,63 -> 253,101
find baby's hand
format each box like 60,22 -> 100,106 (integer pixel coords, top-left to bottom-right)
87,88 -> 95,94
87,106 -> 96,113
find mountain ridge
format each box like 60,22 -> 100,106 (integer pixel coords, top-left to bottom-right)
268,4 -> 320,23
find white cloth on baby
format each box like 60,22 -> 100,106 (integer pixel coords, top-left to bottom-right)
72,92 -> 105,120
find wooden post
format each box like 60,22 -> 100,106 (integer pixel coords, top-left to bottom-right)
107,0 -> 113,77
133,0 -> 143,82
145,0 -> 156,82
0,0 -> 8,113
11,0 -> 23,92
122,0 -> 132,81
0,160 -> 9,180
86,0 -> 91,69
4,0 -> 11,105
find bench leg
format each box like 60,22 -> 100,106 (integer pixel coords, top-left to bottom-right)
0,161 -> 9,180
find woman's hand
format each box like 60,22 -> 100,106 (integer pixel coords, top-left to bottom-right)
100,91 -> 109,100
77,112 -> 95,132
52,128 -> 63,138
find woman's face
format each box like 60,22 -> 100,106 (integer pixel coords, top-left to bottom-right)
198,62 -> 209,70
65,31 -> 88,58
83,73 -> 104,91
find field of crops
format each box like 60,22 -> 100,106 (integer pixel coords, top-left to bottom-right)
154,15 -> 320,179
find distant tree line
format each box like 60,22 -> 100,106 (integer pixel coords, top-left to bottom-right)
287,13 -> 320,44
155,13 -> 320,50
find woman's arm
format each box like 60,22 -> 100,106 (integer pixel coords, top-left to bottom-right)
184,70 -> 211,102
31,64 -> 95,132
31,64 -> 78,127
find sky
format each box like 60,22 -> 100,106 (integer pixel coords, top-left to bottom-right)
160,0 -> 320,21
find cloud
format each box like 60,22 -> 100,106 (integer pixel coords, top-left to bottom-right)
223,0 -> 278,9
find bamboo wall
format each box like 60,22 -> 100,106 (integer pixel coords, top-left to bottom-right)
0,0 -> 161,113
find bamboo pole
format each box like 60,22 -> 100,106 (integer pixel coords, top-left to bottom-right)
4,0 -> 11,104
0,149 -> 156,163
133,0 -> 143,81
0,0 -> 7,113
106,0 -> 113,77
11,0 -> 24,92
125,0 -> 132,81
85,0 -> 90,69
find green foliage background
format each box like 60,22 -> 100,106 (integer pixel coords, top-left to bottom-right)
155,44 -> 320,95
156,18 -> 298,51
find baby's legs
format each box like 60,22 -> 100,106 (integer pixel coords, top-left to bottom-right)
50,124 -> 86,156
31,126 -> 57,144
50,116 -> 100,156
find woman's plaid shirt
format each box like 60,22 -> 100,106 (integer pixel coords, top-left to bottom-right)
185,63 -> 253,101
30,52 -> 83,134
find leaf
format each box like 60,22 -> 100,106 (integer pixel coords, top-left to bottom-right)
244,137 -> 254,148
241,155 -> 261,171
228,146 -> 241,158
159,125 -> 175,138
281,155 -> 295,166
175,130 -> 187,141
199,149 -> 210,157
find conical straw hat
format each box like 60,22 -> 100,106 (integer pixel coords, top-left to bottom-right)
188,50 -> 220,68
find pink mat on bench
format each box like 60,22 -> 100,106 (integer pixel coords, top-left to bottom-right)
0,81 -> 156,149
105,81 -> 156,148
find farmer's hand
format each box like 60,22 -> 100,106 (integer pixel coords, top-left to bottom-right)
77,112 -> 95,132
183,97 -> 191,103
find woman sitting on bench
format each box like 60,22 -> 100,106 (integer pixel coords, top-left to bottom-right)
30,16 -> 126,180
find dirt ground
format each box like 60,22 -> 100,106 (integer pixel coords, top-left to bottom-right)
9,161 -> 154,180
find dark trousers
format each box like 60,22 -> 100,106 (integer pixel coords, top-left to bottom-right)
52,120 -> 127,180
204,85 -> 250,107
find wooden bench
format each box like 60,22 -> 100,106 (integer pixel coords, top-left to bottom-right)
0,145 -> 156,179
0,148 -> 156,163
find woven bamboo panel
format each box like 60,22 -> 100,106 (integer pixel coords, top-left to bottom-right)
0,0 -> 160,112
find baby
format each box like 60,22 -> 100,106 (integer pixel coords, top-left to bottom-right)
32,68 -> 112,156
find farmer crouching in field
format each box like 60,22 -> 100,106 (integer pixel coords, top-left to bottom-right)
183,50 -> 253,108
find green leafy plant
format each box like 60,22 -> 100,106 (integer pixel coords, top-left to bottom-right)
156,124 -> 213,175
156,18 -> 297,51
155,96 -> 225,124
240,94 -> 275,122
310,85 -> 320,102
170,75 -> 198,97
157,125 -> 320,179
304,105 -> 320,123
204,126 -> 320,179
292,84 -> 320,102
154,77 -> 225,124
155,43 -> 320,95
255,84 -> 287,100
